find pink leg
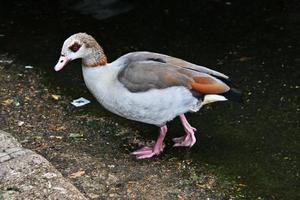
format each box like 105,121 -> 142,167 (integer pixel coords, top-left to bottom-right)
131,125 -> 167,159
172,114 -> 197,147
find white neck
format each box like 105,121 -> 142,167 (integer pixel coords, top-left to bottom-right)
82,61 -> 123,98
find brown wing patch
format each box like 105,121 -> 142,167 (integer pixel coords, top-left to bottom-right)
191,76 -> 229,94
118,61 -> 192,92
118,57 -> 230,94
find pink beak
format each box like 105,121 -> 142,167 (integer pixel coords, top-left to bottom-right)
54,55 -> 70,71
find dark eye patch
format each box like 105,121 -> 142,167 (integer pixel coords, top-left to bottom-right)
69,42 -> 82,52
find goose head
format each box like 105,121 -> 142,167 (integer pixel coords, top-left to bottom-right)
54,33 -> 107,71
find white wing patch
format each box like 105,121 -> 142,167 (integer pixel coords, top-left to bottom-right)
200,94 -> 227,107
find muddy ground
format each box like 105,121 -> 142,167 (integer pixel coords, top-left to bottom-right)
0,58 -> 244,199
1,0 -> 299,199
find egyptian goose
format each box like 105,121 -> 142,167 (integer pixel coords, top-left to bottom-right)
54,33 -> 242,159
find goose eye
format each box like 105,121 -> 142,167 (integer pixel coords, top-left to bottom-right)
69,42 -> 82,52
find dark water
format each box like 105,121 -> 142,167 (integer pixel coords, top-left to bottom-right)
0,0 -> 299,199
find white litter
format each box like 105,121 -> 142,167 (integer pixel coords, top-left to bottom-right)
17,121 -> 24,126
0,59 -> 13,64
71,97 -> 90,107
25,65 -> 34,69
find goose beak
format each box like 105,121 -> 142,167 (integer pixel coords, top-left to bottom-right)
54,55 -> 70,71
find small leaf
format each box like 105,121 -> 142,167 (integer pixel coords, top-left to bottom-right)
51,94 -> 61,100
2,99 -> 13,106
68,133 -> 84,138
69,170 -> 85,178
49,135 -> 63,140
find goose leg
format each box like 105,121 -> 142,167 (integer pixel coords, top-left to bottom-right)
131,125 -> 167,159
173,114 -> 197,147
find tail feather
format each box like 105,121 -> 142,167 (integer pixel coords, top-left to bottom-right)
221,87 -> 243,103
212,75 -> 243,103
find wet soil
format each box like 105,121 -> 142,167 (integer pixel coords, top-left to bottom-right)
0,0 -> 299,199
0,61 -> 242,199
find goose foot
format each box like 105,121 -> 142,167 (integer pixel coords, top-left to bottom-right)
173,114 -> 197,147
131,125 -> 167,159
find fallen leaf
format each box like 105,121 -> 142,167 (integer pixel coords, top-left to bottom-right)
2,99 -> 13,106
56,126 -> 66,131
236,56 -> 253,62
49,135 -> 63,140
35,143 -> 49,150
68,133 -> 84,138
25,96 -> 31,101
177,194 -> 185,200
69,170 -> 85,178
51,94 -> 61,100
49,125 -> 66,131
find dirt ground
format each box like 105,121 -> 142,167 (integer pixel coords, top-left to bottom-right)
0,56 -> 244,199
